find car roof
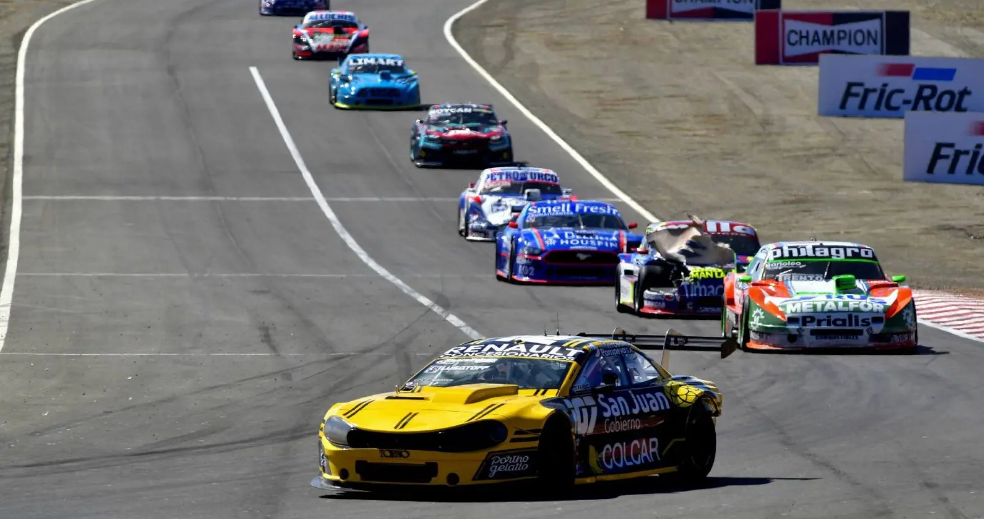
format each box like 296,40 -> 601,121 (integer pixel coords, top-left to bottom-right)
440,335 -> 634,362
768,240 -> 870,249
481,167 -> 557,177
303,11 -> 357,21
530,199 -> 610,207
651,219 -> 757,235
350,53 -> 403,61
430,103 -> 493,111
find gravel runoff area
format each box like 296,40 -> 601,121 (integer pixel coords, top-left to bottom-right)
453,0 -> 984,294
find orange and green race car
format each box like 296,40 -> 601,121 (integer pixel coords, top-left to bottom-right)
722,240 -> 918,351
312,330 -> 736,491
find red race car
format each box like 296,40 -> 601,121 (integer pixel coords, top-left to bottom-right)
292,11 -> 368,61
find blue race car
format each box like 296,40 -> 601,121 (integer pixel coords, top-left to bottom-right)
615,218 -> 761,316
329,54 -> 420,110
411,104 -> 512,168
260,0 -> 328,16
495,200 -> 641,285
458,167 -> 574,241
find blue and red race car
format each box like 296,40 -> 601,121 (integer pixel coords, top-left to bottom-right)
615,218 -> 761,316
261,0 -> 327,16
292,11 -> 368,60
495,200 -> 642,285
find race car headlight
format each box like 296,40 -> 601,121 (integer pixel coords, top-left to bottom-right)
520,246 -> 543,256
324,416 -> 354,447
489,134 -> 503,143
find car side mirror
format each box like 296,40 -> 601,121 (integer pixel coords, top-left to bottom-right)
739,275 -> 752,283
508,221 -> 518,229
891,274 -> 907,283
468,182 -> 475,188
414,119 -> 422,124
833,274 -> 856,292
627,222 -> 638,229
331,69 -> 339,75
500,120 -> 508,125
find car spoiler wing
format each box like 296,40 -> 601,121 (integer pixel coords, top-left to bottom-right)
576,327 -> 738,370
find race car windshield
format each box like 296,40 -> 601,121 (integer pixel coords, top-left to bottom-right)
427,110 -> 498,126
405,357 -> 573,390
482,181 -> 563,195
762,260 -> 886,282
525,213 -> 626,230
712,235 -> 761,256
347,61 -> 407,74
302,20 -> 358,29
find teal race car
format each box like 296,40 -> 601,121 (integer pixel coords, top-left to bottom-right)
329,54 -> 420,110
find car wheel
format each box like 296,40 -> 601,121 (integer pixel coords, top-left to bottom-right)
634,265 -> 664,314
458,208 -> 467,238
615,268 -> 631,314
537,416 -> 575,493
739,301 -> 751,351
661,404 -> 716,486
721,306 -> 734,338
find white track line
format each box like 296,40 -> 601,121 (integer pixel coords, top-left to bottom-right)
24,195 -> 622,203
444,0 -> 658,224
0,352 -> 434,357
22,195 -> 486,202
1,0 -> 104,353
249,66 -> 482,341
18,272 -> 485,278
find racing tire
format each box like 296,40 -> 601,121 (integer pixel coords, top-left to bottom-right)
615,267 -> 632,313
721,306 -> 736,338
738,301 -> 752,352
536,416 -> 575,493
495,242 -> 509,282
457,208 -> 467,238
410,140 -> 423,168
662,404 -> 716,486
634,265 -> 665,314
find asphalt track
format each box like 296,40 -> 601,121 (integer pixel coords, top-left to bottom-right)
0,0 -> 982,517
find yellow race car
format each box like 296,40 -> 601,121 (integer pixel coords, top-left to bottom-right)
312,329 -> 736,491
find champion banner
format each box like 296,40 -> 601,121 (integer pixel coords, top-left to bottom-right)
646,0 -> 780,21
755,10 -> 910,65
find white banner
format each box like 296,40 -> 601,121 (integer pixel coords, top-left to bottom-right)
904,111 -> 984,185
819,54 -> 984,118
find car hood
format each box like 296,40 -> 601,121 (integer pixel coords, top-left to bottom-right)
330,384 -> 549,432
425,125 -> 504,140
346,72 -> 414,88
523,227 -> 642,252
754,279 -> 912,319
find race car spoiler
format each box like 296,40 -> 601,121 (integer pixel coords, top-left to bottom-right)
576,327 -> 738,369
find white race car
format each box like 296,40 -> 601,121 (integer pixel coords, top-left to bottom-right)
456,167 -> 573,241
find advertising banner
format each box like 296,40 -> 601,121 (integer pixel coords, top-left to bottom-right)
904,111 -> 984,185
755,10 -> 910,65
818,54 -> 984,118
646,0 -> 780,21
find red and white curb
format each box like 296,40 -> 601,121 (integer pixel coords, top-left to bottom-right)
913,290 -> 984,343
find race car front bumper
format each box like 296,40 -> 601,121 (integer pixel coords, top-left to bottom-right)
315,437 -> 538,488
640,288 -> 722,317
746,326 -> 917,350
503,251 -> 619,285
417,142 -> 513,168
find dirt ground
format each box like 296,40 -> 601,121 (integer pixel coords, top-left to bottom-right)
455,0 -> 984,292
